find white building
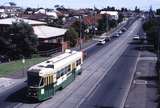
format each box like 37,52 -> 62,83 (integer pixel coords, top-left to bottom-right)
100,11 -> 119,20
35,9 -> 58,19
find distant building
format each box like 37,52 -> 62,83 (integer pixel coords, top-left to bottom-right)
100,11 -> 119,20
35,9 -> 58,19
0,18 -> 67,53
83,14 -> 102,26
0,5 -> 22,18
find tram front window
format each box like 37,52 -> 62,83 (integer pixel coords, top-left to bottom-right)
28,72 -> 43,87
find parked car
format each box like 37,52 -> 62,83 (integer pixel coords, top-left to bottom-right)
113,33 -> 120,38
93,36 -> 107,45
133,35 -> 140,40
121,27 -> 127,32
118,30 -> 123,35
97,38 -> 106,45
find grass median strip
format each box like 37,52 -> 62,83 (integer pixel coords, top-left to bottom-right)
0,57 -> 48,76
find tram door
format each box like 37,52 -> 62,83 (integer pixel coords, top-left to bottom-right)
72,62 -> 76,79
44,75 -> 54,98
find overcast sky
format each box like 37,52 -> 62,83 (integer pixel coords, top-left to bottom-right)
0,0 -> 159,10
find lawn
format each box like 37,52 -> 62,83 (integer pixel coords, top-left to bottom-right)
0,57 -> 48,77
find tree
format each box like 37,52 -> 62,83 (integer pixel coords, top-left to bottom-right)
0,27 -> 15,60
9,20 -> 39,58
118,13 -> 124,23
135,6 -> 140,13
156,9 -> 160,15
143,18 -> 159,51
109,19 -> 117,28
64,27 -> 79,47
71,20 -> 87,38
121,7 -> 128,12
9,2 -> 16,7
97,15 -> 107,33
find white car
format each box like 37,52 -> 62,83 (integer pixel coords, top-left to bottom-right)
118,30 -> 123,35
133,35 -> 140,40
98,39 -> 106,45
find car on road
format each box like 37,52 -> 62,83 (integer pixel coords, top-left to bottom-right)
97,39 -> 106,45
93,36 -> 107,45
112,33 -> 120,38
121,27 -> 127,32
133,35 -> 140,40
118,30 -> 123,35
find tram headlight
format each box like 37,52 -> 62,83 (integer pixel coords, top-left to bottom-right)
28,92 -> 31,95
33,93 -> 37,96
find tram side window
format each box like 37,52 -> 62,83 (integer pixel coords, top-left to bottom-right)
60,68 -> 65,76
76,59 -> 81,66
64,65 -> 70,73
68,65 -> 71,71
56,71 -> 61,79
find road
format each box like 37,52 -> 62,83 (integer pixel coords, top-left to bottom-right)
79,40 -> 140,108
0,17 -> 140,108
78,18 -> 142,108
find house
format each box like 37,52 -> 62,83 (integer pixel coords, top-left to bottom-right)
35,9 -> 58,19
100,11 -> 119,20
0,18 -> 67,53
0,5 -> 22,18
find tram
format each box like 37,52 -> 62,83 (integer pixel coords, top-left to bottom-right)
27,50 -> 83,101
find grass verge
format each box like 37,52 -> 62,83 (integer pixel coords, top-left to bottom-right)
0,57 -> 48,77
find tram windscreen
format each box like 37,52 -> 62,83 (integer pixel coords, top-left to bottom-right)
27,72 -> 41,87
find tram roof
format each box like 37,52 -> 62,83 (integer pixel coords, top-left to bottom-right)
28,50 -> 82,75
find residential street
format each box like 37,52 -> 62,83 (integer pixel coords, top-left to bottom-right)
0,17 -> 143,108
0,1 -> 159,108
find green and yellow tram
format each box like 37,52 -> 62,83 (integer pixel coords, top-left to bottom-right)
27,50 -> 83,101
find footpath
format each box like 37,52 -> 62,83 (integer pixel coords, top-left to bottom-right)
125,46 -> 158,108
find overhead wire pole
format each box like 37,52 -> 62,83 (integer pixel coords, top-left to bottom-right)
79,15 -> 82,50
157,27 -> 160,62
93,4 -> 96,37
105,0 -> 109,32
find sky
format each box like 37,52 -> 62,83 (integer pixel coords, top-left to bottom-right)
0,0 -> 160,10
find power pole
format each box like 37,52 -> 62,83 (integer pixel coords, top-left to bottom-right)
106,15 -> 109,32
93,5 -> 96,37
157,27 -> 160,62
79,15 -> 82,50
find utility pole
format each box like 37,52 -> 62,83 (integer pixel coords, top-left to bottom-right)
79,15 -> 82,50
93,5 -> 96,37
157,27 -> 160,62
106,15 -> 109,32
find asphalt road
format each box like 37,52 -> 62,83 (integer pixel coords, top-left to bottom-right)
79,41 -> 140,108
0,17 -> 139,108
78,18 -> 142,108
